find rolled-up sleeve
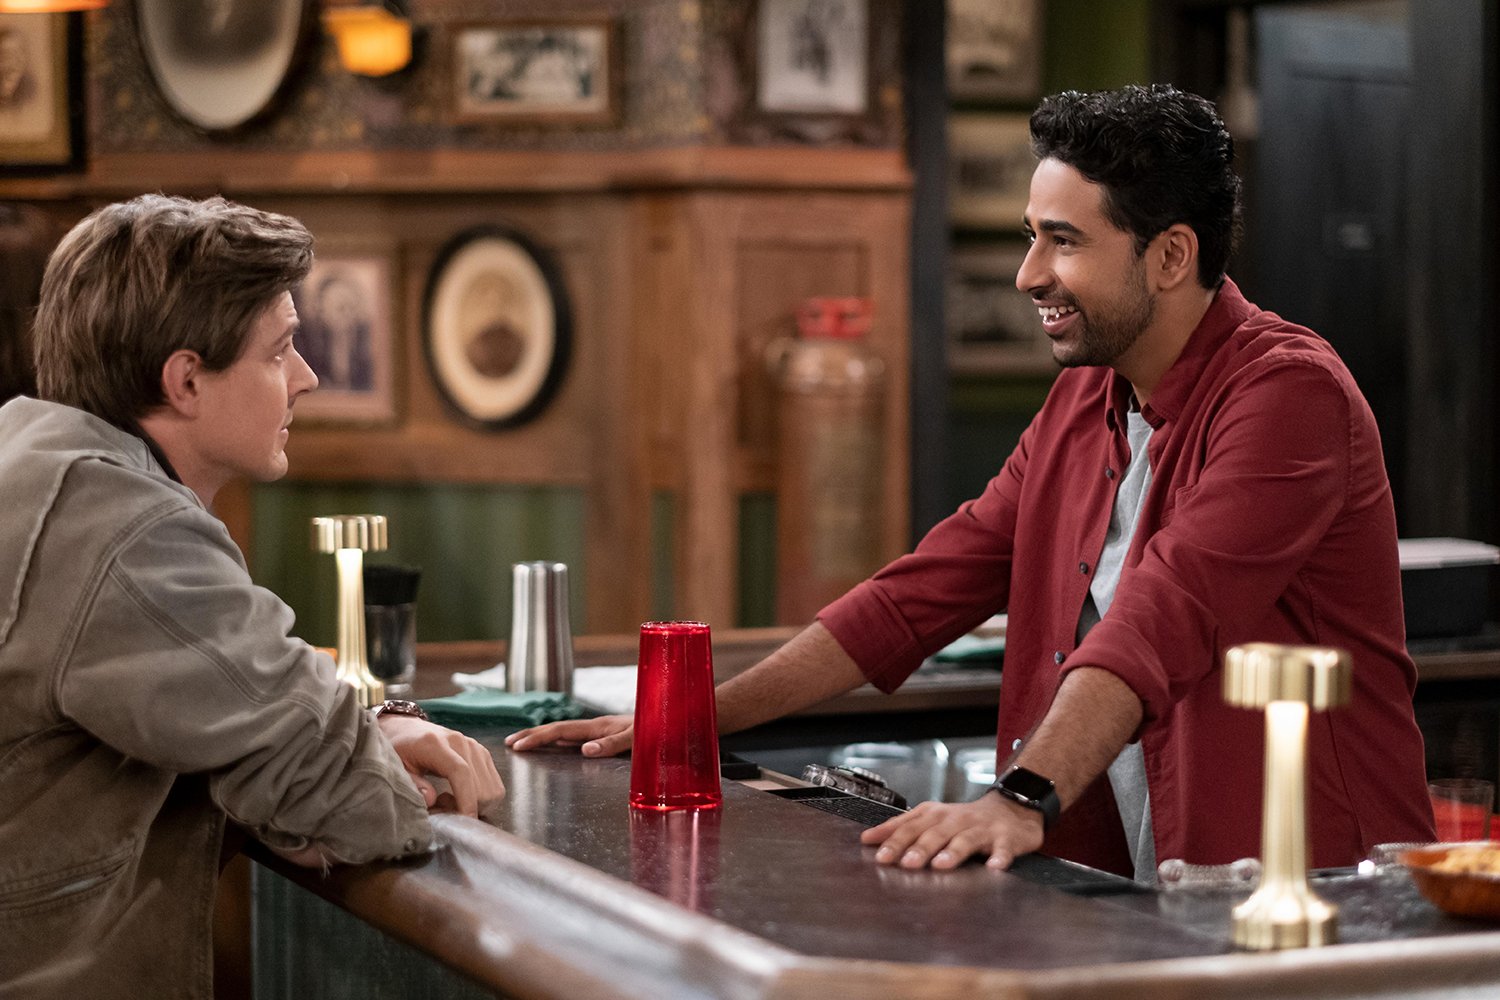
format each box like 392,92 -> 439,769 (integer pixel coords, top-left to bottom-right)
820,415 -> 1031,692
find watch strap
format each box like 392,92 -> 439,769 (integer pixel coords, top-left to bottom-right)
374,699 -> 429,722
989,764 -> 1060,830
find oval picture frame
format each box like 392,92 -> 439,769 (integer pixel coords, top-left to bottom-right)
135,0 -> 315,134
421,226 -> 572,431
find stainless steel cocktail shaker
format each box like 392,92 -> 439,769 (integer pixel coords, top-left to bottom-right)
506,561 -> 575,695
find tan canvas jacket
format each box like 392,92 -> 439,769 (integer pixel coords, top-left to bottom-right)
0,398 -> 434,999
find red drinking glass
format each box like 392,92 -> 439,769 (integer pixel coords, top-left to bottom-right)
629,621 -> 722,811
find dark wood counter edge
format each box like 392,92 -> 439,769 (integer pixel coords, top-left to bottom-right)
1409,645 -> 1500,683
249,816 -> 800,1000
251,816 -> 1500,1000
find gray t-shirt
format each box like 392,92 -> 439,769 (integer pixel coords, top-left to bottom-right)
1074,406 -> 1156,883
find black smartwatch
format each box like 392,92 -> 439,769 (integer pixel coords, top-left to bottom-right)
989,764 -> 1060,830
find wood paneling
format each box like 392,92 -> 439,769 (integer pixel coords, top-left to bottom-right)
2,147 -> 910,199
3,149 -> 911,634
629,189 -> 911,626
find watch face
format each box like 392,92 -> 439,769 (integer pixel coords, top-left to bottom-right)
999,765 -> 1054,804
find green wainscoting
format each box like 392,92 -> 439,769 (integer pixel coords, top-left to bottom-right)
250,484 -> 782,643
251,482 -> 586,646
739,493 -> 777,628
646,491 -> 778,629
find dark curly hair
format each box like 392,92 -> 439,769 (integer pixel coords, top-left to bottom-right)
1029,84 -> 1242,289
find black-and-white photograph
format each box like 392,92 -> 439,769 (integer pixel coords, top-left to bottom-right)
290,255 -> 396,424
0,13 -> 71,166
947,243 -> 1055,375
947,0 -> 1044,104
949,112 -> 1037,231
452,20 -> 615,124
757,0 -> 868,114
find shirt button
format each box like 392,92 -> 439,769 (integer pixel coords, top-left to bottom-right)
1054,651 -> 1065,664
1079,561 -> 1090,574
1012,738 -> 1023,751
1105,467 -> 1116,479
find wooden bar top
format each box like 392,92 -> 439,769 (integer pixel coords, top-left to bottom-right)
256,721 -> 1500,1000
244,629 -> 1500,998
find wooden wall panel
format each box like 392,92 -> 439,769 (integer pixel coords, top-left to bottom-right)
585,198 -> 654,633
640,190 -> 911,626
3,151 -> 910,634
675,194 -> 745,626
724,192 -> 912,563
269,194 -> 613,489
735,242 -> 867,467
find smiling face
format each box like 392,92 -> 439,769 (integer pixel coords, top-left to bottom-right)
1017,158 -> 1157,370
188,291 -> 317,492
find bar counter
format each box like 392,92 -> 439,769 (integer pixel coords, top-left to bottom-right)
411,626 -> 1500,710
245,631 -> 1500,999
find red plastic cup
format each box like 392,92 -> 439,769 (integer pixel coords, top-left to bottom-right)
1430,778 -> 1494,841
629,621 -> 722,811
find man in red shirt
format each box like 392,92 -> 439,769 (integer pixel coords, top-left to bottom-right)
510,85 -> 1435,876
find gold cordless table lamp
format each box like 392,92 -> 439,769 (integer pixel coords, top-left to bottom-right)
1224,642 -> 1352,950
311,515 -> 389,708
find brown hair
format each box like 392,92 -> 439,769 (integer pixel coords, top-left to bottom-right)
32,194 -> 313,427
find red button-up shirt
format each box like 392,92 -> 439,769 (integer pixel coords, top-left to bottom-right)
821,279 -> 1435,872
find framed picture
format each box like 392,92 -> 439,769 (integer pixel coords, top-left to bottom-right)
949,112 -> 1037,232
451,19 -> 618,124
947,243 -> 1055,376
756,0 -> 868,114
422,227 -> 571,430
947,0 -> 1045,104
0,13 -> 74,167
290,254 -> 397,424
135,0 -> 315,133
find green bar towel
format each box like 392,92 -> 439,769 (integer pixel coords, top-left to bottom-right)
932,633 -> 1005,664
417,690 -> 591,729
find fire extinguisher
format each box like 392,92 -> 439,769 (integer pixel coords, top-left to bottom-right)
766,297 -> 885,624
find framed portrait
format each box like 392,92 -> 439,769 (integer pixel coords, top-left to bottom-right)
756,0 -> 868,114
947,0 -> 1044,104
0,13 -> 75,168
947,243 -> 1055,376
422,227 -> 571,431
949,112 -> 1037,232
451,19 -> 618,124
135,0 -> 315,133
290,254 -> 397,424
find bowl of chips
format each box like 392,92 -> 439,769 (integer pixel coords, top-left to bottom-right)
1401,842 -> 1500,920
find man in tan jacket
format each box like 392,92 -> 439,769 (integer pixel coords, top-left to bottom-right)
0,195 -> 504,998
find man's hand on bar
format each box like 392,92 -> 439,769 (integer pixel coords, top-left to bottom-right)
504,714 -> 636,757
378,715 -> 506,815
860,793 -> 1045,870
